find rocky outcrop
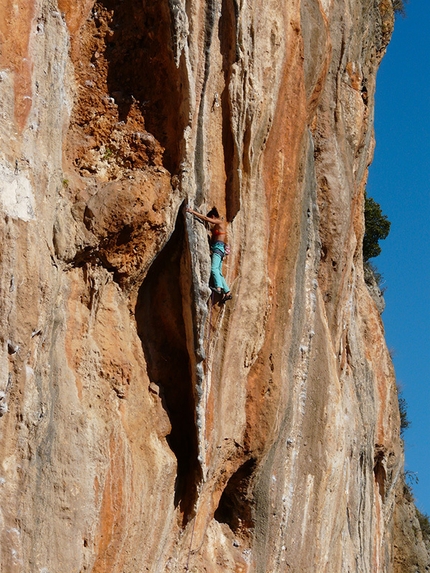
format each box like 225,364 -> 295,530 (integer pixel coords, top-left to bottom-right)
393,478 -> 430,573
0,0 -> 428,571
364,263 -> 386,314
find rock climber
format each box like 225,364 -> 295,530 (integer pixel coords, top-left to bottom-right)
186,206 -> 232,303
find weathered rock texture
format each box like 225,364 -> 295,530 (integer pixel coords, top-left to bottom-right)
393,481 -> 430,573
0,0 -> 428,571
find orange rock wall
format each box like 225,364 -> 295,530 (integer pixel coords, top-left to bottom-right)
0,0 -> 427,571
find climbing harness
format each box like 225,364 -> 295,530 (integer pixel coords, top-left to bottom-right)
210,242 -> 230,259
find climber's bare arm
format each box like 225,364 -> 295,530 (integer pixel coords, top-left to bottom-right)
186,207 -> 223,225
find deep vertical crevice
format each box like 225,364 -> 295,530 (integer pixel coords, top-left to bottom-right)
194,0 -> 218,205
219,0 -> 240,221
135,213 -> 201,525
374,446 -> 386,500
214,458 -> 256,534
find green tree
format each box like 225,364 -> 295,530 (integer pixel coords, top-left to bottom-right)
363,194 -> 391,262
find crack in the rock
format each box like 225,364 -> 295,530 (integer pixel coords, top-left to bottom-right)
135,212 -> 202,525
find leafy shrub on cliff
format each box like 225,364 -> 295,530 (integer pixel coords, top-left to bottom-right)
398,391 -> 411,436
403,471 -> 418,502
392,0 -> 407,18
363,194 -> 391,262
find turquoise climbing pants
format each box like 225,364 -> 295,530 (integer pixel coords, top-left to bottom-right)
211,242 -> 230,293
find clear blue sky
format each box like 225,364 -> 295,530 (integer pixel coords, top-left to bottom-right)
367,0 -> 430,515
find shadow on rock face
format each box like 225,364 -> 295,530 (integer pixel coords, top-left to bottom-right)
215,458 -> 256,536
102,0 -> 185,173
66,0 -> 186,177
135,212 -> 201,525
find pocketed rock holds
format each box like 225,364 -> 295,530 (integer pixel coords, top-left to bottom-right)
0,392 -> 7,417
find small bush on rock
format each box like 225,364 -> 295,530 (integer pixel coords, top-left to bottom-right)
392,0 -> 407,18
398,393 -> 411,436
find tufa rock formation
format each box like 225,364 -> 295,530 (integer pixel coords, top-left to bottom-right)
0,0 -> 428,571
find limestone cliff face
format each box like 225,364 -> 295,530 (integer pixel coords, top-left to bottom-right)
0,0 -> 427,572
